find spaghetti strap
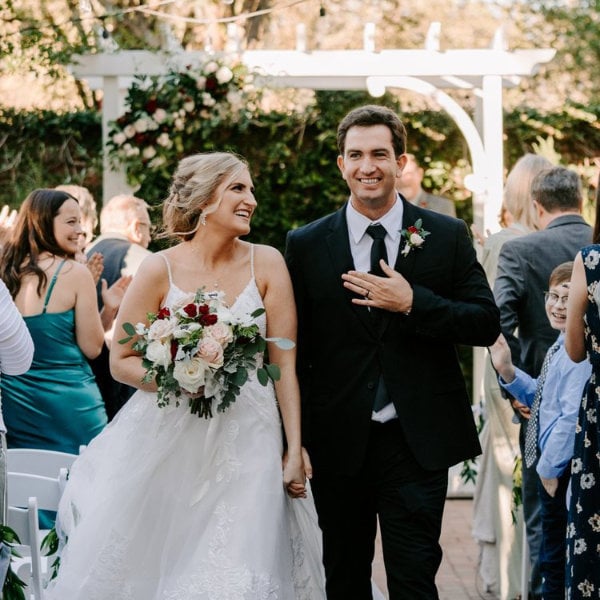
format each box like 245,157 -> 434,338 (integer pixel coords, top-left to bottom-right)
158,253 -> 174,287
42,259 -> 67,314
250,244 -> 255,280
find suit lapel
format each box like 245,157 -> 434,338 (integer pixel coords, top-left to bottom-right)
325,206 -> 374,332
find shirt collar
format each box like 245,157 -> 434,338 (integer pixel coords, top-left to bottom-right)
346,195 -> 403,244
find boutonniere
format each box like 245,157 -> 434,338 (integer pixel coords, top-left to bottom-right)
400,218 -> 430,257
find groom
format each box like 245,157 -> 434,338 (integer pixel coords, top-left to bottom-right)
285,105 -> 500,599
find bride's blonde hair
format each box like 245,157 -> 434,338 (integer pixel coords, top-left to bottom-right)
161,152 -> 248,241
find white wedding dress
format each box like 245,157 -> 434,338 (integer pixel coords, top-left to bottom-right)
46,261 -> 326,600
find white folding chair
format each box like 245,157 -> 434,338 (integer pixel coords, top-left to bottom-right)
7,449 -> 78,480
7,499 -> 44,600
6,472 -> 65,598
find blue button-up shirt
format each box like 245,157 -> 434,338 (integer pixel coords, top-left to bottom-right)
500,333 -> 591,479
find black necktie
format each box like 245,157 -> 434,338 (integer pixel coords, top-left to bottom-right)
366,224 -> 388,277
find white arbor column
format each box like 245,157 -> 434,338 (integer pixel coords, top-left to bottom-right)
100,76 -> 135,205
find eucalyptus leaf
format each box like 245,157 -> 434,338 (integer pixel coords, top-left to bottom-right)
256,367 -> 269,386
265,363 -> 281,381
265,337 -> 295,350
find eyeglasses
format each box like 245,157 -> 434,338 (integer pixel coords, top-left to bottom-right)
544,291 -> 569,306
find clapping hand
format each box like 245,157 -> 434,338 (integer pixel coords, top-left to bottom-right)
101,275 -> 133,314
341,260 -> 413,314
0,204 -> 17,246
86,252 -> 105,285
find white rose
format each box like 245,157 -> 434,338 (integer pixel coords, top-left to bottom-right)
146,340 -> 172,369
143,146 -> 157,159
216,66 -> 233,84
195,76 -> 207,89
153,108 -> 167,123
124,144 -> 140,157
183,100 -> 195,112
174,118 -> 185,131
112,132 -> 126,145
409,232 -> 424,247
124,124 -> 136,138
156,132 -> 172,148
204,61 -> 218,74
202,93 -> 216,107
133,118 -> 149,133
147,317 -> 177,341
134,322 -> 147,335
149,156 -> 166,169
173,357 -> 207,393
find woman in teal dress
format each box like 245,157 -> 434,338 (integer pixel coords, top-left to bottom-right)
0,189 -> 127,455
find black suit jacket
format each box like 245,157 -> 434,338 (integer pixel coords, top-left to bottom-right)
285,199 -> 500,476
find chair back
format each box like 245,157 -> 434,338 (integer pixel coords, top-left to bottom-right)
7,499 -> 44,599
7,449 -> 77,479
7,472 -> 62,513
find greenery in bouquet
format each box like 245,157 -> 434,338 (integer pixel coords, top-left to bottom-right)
119,288 -> 287,418
106,57 -> 260,187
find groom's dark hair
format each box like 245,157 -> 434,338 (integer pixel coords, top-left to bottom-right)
337,105 -> 407,157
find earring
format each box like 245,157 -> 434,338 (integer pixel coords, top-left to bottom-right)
200,213 -> 206,226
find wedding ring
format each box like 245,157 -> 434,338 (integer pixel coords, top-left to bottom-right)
365,289 -> 370,299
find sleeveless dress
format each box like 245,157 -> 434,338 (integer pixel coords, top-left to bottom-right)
45,251 -> 326,600
0,259 -> 107,454
565,244 -> 600,599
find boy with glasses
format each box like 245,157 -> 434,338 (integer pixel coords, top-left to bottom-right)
489,261 -> 591,600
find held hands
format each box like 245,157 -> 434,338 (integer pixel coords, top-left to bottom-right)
282,447 -> 313,499
341,260 -> 413,314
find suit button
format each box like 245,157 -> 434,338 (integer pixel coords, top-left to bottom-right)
367,382 -> 375,390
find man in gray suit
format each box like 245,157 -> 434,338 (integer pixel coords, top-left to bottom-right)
494,166 -> 592,599
397,154 -> 456,217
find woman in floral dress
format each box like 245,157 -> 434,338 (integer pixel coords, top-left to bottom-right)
565,178 -> 600,599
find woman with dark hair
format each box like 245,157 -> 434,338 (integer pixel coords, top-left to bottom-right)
0,189 -> 126,455
564,172 -> 600,598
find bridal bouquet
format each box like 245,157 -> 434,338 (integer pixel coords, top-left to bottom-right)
119,289 -> 290,418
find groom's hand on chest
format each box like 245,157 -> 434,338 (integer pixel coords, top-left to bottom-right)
341,261 -> 413,314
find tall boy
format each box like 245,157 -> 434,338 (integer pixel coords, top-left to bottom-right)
490,261 -> 591,599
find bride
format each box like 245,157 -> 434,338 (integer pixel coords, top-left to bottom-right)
46,152 -> 326,600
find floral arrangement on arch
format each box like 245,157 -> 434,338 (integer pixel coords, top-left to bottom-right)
107,56 -> 260,186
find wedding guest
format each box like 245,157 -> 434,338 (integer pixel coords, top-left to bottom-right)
396,153 -> 456,216
491,261 -> 590,599
0,279 -> 33,523
0,189 -> 127,456
55,184 -> 103,280
86,194 -> 151,419
45,153 -> 326,599
285,104 -> 499,599
472,153 -> 552,598
494,166 -> 592,599
564,172 -> 600,599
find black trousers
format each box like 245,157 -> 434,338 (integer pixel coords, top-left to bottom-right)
311,419 -> 448,600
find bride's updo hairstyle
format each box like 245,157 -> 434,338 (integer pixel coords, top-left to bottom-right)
162,152 -> 249,241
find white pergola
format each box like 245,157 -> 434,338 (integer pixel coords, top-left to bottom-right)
71,34 -> 555,238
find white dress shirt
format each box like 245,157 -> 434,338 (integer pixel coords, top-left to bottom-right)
345,196 -> 404,421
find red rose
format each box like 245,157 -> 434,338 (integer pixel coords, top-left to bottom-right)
157,307 -> 171,319
407,226 -> 418,234
145,97 -> 158,114
200,314 -> 218,326
170,340 -> 178,360
198,304 -> 210,315
183,303 -> 198,318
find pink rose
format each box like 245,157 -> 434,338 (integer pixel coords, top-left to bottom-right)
197,338 -> 224,368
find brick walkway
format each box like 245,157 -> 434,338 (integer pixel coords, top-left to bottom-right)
372,498 -> 498,600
